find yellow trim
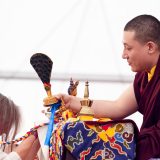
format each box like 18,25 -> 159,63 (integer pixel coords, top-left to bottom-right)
148,65 -> 156,81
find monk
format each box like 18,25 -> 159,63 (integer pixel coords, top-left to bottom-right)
55,14 -> 160,160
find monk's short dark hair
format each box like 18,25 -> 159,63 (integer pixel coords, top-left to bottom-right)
124,14 -> 160,46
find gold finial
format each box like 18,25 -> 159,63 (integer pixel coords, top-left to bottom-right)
84,81 -> 89,99
79,81 -> 94,118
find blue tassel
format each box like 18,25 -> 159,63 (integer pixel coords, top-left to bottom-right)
44,100 -> 61,146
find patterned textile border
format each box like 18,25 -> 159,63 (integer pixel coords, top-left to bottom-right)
50,119 -> 138,160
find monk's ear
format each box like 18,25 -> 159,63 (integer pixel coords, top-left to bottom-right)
146,41 -> 156,54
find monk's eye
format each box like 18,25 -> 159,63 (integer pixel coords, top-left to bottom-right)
124,46 -> 132,51
127,47 -> 132,51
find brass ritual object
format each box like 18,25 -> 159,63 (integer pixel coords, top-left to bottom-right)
43,83 -> 58,106
30,53 -> 58,107
79,81 -> 94,116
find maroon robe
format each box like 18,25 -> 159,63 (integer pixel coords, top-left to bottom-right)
134,56 -> 160,159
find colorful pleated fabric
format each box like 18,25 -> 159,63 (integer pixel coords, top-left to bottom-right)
50,118 -> 138,160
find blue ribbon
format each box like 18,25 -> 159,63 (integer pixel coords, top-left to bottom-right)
44,100 -> 61,146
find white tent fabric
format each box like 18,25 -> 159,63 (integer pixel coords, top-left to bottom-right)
0,0 -> 160,136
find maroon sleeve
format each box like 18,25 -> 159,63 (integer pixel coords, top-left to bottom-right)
134,71 -> 160,159
133,72 -> 147,114
133,73 -> 141,104
136,120 -> 160,159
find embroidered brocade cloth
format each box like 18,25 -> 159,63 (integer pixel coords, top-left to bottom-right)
50,118 -> 138,160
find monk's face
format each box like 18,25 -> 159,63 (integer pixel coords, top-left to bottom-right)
122,31 -> 152,72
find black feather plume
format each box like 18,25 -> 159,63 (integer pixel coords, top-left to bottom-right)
30,53 -> 53,84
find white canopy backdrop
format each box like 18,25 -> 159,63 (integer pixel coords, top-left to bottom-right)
0,0 -> 160,136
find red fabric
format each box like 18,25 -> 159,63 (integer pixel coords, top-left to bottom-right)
134,56 -> 160,159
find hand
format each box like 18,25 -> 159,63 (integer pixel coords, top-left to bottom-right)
55,93 -> 82,113
14,134 -> 39,160
24,138 -> 40,160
